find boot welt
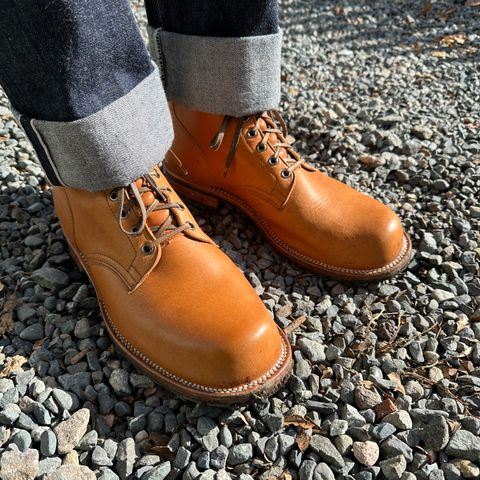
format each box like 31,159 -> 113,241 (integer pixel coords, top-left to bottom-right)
163,169 -> 413,282
67,242 -> 293,405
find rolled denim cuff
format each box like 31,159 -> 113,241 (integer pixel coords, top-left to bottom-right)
149,28 -> 282,117
14,67 -> 173,191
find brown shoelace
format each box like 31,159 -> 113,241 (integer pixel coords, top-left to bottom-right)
210,111 -> 305,177
113,171 -> 192,250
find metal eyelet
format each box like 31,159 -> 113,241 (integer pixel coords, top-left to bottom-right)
186,221 -> 195,230
281,169 -> 291,179
131,225 -> 140,234
177,203 -> 185,211
120,209 -> 128,219
247,128 -> 257,138
256,143 -> 267,153
268,156 -> 279,166
141,243 -> 154,255
242,116 -> 250,123
109,190 -> 119,201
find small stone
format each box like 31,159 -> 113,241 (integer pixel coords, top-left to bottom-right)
446,430 -> 480,462
432,289 -> 455,303
31,268 -> 69,289
379,454 -> 407,480
141,462 -> 171,480
78,430 -> 98,451
0,403 -> 21,425
92,446 -> 113,466
12,429 -> 32,451
352,441 -> 379,466
63,450 -> 79,465
227,444 -> 253,466
173,446 -> 191,469
451,459 -> 480,479
109,369 -> 132,396
15,305 -> 36,322
309,435 -> 345,470
329,419 -> 348,436
54,408 -> 90,454
371,423 -> 396,441
354,385 -> 382,409
210,446 -> 229,470
313,462 -> 335,480
19,323 -> 44,341
116,437 -> 137,479
38,458 -> 62,477
383,411 -> 412,430
412,125 -> 433,140
40,429 -> 57,456
0,449 -> 39,480
297,337 -> 326,362
380,436 -> 413,462
45,465 -> 95,480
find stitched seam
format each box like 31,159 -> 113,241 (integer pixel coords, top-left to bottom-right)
100,301 -> 289,394
209,186 -> 410,275
168,173 -> 410,276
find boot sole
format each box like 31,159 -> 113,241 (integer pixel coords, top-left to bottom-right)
67,242 -> 292,405
163,169 -> 413,282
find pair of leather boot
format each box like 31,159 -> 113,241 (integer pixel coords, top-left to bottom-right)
52,105 -> 411,404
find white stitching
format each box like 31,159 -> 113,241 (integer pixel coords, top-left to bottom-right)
100,301 -> 289,394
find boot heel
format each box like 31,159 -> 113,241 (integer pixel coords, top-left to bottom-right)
168,177 -> 219,209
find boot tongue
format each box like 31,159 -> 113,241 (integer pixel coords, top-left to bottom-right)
134,179 -> 170,228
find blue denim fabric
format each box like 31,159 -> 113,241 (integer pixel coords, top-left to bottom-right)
144,0 -> 279,37
0,0 -> 153,122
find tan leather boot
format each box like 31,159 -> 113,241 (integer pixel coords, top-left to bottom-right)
52,166 -> 291,404
163,103 -> 412,281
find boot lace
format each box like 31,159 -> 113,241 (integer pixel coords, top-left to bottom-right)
210,111 -> 305,177
110,171 -> 192,251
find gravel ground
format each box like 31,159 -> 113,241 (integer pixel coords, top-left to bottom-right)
0,1 -> 479,479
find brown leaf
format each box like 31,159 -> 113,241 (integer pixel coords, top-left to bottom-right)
358,155 -> 384,168
436,7 -> 456,21
276,303 -> 293,318
0,292 -> 15,336
439,33 -> 467,47
466,0 -> 480,7
432,50 -> 448,58
68,348 -> 90,365
447,419 -> 461,434
0,355 -> 27,378
320,367 -> 334,381
284,315 -> 306,335
284,415 -> 319,430
374,398 -> 398,420
456,316 -> 469,333
296,430 -> 311,452
358,380 -> 375,390
422,1 -> 433,16
388,372 -> 406,395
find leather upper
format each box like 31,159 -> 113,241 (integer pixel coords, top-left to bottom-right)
52,167 -> 286,391
165,103 -> 408,275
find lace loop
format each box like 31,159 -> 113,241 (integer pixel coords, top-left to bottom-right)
210,111 -> 305,177
115,173 -> 190,248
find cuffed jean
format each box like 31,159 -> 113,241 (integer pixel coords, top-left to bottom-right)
0,0 -> 281,191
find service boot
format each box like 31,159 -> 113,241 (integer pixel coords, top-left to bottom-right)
53,166 -> 291,404
163,103 -> 412,281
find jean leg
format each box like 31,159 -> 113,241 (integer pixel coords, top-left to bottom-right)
145,0 -> 281,117
0,0 -> 173,190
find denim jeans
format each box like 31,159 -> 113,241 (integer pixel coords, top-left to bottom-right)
0,0 -> 280,190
